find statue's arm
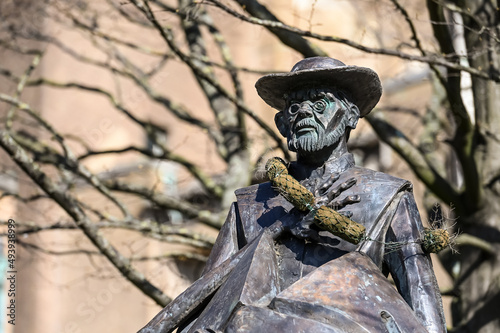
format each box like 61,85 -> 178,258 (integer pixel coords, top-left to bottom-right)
175,204 -> 242,332
201,202 -> 241,275
384,192 -> 447,333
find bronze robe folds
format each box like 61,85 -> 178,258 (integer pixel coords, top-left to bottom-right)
182,155 -> 446,333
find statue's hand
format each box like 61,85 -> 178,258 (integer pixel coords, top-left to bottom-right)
284,209 -> 321,242
285,174 -> 361,241
313,174 -> 360,217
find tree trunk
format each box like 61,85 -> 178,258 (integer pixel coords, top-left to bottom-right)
450,1 -> 500,332
179,0 -> 251,211
452,198 -> 500,332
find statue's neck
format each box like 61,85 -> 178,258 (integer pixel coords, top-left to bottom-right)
292,138 -> 350,180
297,135 -> 348,164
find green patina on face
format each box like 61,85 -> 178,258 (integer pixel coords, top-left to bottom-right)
285,87 -> 337,131
279,87 -> 356,155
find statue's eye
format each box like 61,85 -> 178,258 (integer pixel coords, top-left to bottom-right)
288,102 -> 300,115
313,100 -> 327,112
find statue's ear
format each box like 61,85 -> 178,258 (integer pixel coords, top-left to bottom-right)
347,104 -> 360,129
274,112 -> 288,137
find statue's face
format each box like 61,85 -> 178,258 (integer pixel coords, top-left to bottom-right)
281,88 -> 352,154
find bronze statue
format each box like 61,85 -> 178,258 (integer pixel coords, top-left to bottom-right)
140,57 -> 447,333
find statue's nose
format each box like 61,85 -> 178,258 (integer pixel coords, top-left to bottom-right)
297,103 -> 313,117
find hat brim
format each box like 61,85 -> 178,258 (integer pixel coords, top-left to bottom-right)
255,66 -> 382,117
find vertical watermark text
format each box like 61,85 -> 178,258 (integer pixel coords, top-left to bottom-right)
6,219 -> 16,325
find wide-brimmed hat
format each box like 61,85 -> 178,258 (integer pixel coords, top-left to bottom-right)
255,57 -> 382,117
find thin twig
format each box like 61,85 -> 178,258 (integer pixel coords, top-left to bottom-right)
0,219 -> 216,248
6,54 -> 42,130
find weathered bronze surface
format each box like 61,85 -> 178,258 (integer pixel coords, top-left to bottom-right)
139,57 -> 447,333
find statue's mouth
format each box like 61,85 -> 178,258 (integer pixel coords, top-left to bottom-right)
294,119 -> 318,135
297,127 -> 315,135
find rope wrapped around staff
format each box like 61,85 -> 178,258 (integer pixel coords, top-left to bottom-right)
266,157 -> 366,245
422,227 -> 450,254
265,157 -> 450,253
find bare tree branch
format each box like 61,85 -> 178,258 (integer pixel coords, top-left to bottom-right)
233,0 -> 327,57
0,130 -> 171,306
207,0 -> 498,82
6,53 -> 42,129
103,179 -> 225,228
0,219 -> 216,248
130,0 -> 289,160
15,239 -> 209,263
18,78 -> 225,198
366,111 -> 461,208
426,0 -> 480,211
0,93 -> 134,219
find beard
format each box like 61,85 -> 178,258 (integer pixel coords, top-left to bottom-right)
288,117 -> 347,154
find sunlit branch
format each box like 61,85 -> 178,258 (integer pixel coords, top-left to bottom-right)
233,0 -> 328,58
16,240 -> 209,263
391,0 -> 424,53
202,6 -> 248,150
78,146 -> 151,160
0,39 -> 43,56
64,8 -> 171,57
390,0 -> 447,86
430,0 -> 499,42
179,0 -> 243,162
103,179 -> 224,228
0,192 -> 48,203
130,0 -> 290,160
441,233 -> 495,256
0,93 -> 132,218
366,112 -> 461,209
106,0 -> 153,27
108,0 -> 279,75
207,0 -> 497,82
17,76 -> 225,198
426,0 -> 480,211
56,0 -> 240,159
110,69 -> 228,157
78,144 -> 224,199
6,54 -> 42,130
9,131 -> 67,166
17,240 -> 101,257
0,219 -> 216,248
131,251 -> 208,262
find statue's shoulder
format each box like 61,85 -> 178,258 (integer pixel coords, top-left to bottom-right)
345,166 -> 412,192
234,181 -> 290,208
234,182 -> 271,197
233,182 -> 293,243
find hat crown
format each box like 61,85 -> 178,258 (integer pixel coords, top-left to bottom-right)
291,57 -> 346,73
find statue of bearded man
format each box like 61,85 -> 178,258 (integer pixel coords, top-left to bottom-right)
142,57 -> 447,333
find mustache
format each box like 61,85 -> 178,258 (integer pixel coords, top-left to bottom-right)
293,118 -> 319,132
